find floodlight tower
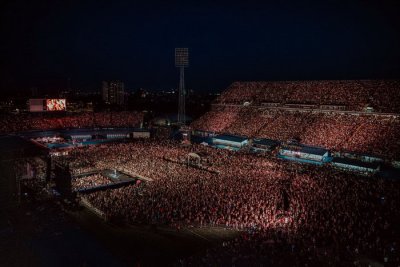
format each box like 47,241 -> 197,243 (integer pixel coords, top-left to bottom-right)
175,48 -> 189,125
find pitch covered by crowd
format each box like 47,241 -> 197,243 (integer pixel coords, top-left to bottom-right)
59,140 -> 400,266
7,79 -> 399,265
71,174 -> 114,191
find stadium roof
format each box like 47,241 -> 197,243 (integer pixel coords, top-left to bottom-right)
332,157 -> 380,169
282,144 -> 328,156
214,134 -> 248,143
253,138 -> 280,147
300,146 -> 329,156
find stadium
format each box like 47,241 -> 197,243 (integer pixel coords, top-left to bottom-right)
1,80 -> 400,266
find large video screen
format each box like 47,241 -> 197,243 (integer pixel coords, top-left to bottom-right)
29,99 -> 45,112
46,99 -> 66,111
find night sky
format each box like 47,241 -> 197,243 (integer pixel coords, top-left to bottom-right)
1,0 -> 400,92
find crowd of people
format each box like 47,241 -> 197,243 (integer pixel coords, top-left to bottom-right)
192,105 -> 400,159
52,140 -> 400,266
0,111 -> 143,134
71,174 -> 113,191
179,165 -> 400,266
216,80 -> 400,113
6,79 -> 400,265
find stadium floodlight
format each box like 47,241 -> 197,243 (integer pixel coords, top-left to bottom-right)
175,48 -> 189,125
175,48 -> 189,67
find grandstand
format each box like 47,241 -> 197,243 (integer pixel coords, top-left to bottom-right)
0,111 -> 144,134
215,80 -> 400,113
191,80 -> 400,161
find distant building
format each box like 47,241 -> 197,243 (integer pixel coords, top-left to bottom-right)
102,80 -> 125,105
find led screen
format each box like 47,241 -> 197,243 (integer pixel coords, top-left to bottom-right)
46,99 -> 66,111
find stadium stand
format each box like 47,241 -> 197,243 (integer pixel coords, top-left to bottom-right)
215,80 -> 400,113
192,80 -> 400,160
0,111 -> 143,134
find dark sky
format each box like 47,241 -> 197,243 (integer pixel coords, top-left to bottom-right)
1,0 -> 400,92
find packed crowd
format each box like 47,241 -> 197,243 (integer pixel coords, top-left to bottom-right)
216,80 -> 400,113
0,111 -> 143,134
56,140 -> 400,265
71,174 -> 113,191
181,170 -> 400,266
5,79 -> 399,266
192,105 -> 400,159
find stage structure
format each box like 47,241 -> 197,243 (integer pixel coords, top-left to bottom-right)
175,48 -> 189,125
